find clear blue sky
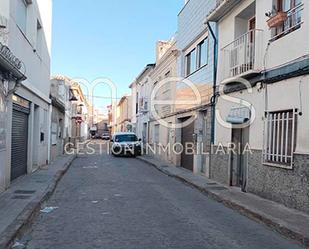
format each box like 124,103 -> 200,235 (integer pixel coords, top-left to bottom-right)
51,0 -> 183,112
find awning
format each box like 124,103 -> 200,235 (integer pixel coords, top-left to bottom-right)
226,107 -> 251,124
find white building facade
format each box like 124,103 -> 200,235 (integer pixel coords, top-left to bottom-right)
208,0 -> 309,213
129,82 -> 137,133
134,64 -> 155,144
50,76 -> 74,161
0,0 -> 52,191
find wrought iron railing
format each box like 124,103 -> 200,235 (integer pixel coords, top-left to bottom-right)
270,3 -> 304,41
221,29 -> 264,81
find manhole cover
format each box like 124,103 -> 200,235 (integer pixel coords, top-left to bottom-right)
14,190 -> 36,195
12,195 -> 31,200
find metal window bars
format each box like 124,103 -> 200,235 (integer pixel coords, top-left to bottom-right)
263,109 -> 297,169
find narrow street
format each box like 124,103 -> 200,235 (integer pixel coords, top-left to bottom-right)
20,142 -> 302,249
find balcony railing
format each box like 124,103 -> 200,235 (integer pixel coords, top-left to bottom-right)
221,29 -> 264,82
270,3 -> 304,41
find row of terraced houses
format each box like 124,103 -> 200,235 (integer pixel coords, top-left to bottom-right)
112,0 -> 309,214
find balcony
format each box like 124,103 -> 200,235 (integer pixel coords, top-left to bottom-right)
269,3 -> 304,42
220,29 -> 264,82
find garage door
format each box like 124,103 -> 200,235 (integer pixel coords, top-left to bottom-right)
181,120 -> 194,171
11,104 -> 29,181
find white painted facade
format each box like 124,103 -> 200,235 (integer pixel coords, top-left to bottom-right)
0,0 -> 52,192
134,65 -> 155,143
129,82 -> 137,133
209,0 -> 309,212
212,0 -> 309,156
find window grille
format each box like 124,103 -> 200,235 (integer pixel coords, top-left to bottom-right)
263,109 -> 297,168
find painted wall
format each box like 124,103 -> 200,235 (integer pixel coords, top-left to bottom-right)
135,68 -> 154,142
9,0 -> 52,99
258,0 -> 309,69
130,82 -> 137,129
215,75 -> 309,153
217,0 -> 309,82
0,0 -> 52,192
149,40 -> 178,117
217,0 -> 256,83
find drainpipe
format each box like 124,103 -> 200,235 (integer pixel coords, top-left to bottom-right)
47,102 -> 52,164
206,21 -> 218,145
206,21 -> 218,179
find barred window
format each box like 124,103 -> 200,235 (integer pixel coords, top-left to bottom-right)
263,109 -> 297,168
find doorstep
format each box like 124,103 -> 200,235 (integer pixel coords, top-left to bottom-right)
137,155 -> 309,248
0,154 -> 76,248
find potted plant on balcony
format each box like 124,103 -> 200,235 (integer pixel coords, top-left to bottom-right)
266,6 -> 287,28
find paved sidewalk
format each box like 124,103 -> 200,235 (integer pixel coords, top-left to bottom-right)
0,154 -> 76,249
137,155 -> 309,247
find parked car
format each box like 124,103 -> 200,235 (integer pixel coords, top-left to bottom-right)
91,134 -> 101,139
102,132 -> 110,140
110,132 -> 142,157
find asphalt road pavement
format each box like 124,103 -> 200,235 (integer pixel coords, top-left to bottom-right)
21,141 -> 303,249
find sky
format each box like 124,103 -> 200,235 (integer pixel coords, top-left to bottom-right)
51,0 -> 183,113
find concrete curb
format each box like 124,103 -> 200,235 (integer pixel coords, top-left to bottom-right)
0,155 -> 76,249
137,156 -> 309,248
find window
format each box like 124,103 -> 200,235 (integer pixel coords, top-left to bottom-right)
263,109 -> 297,168
271,0 -> 303,40
185,37 -> 209,76
16,0 -> 28,34
115,134 -> 138,142
197,38 -> 209,68
154,124 -> 160,144
36,20 -> 42,54
185,48 -> 196,76
136,93 -> 139,114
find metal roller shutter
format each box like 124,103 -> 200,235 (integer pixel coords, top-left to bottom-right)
11,104 -> 29,181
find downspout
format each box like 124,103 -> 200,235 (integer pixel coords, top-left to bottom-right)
206,21 -> 218,146
206,21 -> 218,179
47,102 -> 52,164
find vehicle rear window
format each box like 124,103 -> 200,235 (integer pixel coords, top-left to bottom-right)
115,135 -> 138,142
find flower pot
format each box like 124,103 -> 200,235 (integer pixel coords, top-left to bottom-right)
267,12 -> 288,28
